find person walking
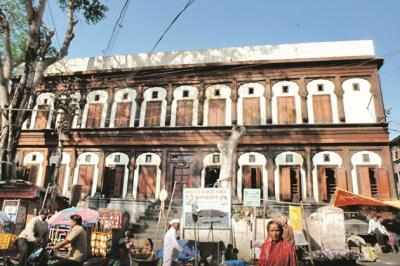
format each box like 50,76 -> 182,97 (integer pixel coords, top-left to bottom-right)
258,220 -> 297,266
16,209 -> 49,266
163,219 -> 183,266
53,214 -> 88,266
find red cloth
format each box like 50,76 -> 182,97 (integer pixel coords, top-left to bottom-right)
258,239 -> 297,266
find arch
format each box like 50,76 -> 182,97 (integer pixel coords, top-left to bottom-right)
203,85 -> 232,126
236,152 -> 268,201
343,78 -> 376,123
133,153 -> 161,199
81,90 -> 108,128
72,152 -> 100,197
274,151 -> 306,201
104,152 -> 130,198
312,151 -> 343,202
23,152 -> 45,187
30,92 -> 55,129
110,88 -> 137,128
237,83 -> 266,126
201,153 -> 222,188
307,79 -> 339,124
351,151 -> 382,194
171,86 -> 199,126
271,81 -> 302,124
139,87 -> 167,127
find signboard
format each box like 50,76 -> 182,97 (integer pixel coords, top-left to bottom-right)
243,189 -> 261,207
183,188 -> 231,229
289,206 -> 303,231
2,199 -> 21,223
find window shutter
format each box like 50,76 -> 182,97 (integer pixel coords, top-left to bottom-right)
113,166 -> 125,197
280,166 -> 291,201
278,96 -> 296,124
242,166 -> 252,189
138,166 -> 156,199
336,167 -> 347,191
115,102 -> 131,127
145,101 -> 162,127
318,167 -> 328,202
28,165 -> 39,185
78,165 -> 94,197
357,166 -> 371,197
176,100 -> 193,126
313,95 -> 333,123
86,104 -> 103,128
208,99 -> 226,126
243,97 -> 260,125
35,105 -> 49,129
377,168 -> 391,200
57,165 -> 66,193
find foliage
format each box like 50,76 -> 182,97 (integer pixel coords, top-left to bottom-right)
58,0 -> 108,24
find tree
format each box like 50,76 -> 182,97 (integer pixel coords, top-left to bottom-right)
0,0 -> 108,180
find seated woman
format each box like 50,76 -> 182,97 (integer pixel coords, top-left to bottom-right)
142,238 -> 156,260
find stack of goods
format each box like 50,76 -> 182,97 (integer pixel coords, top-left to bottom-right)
98,209 -> 123,230
0,233 -> 16,250
91,231 -> 112,257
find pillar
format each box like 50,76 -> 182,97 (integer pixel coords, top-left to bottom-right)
334,76 -> 346,122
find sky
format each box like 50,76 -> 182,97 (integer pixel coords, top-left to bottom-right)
47,0 -> 400,138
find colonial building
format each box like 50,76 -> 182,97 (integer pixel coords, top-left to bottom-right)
15,40 -> 397,218
391,135 -> 400,196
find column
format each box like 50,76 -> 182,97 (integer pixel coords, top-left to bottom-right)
166,83 -> 174,126
334,76 -> 346,122
266,152 -> 275,199
342,148 -> 353,192
135,85 -> 144,127
264,79 -> 272,124
305,147 -> 314,201
370,73 -> 386,123
231,79 -> 238,125
299,78 -> 308,123
198,82 -> 205,126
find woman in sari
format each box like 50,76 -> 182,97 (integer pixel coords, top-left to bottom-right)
258,220 -> 297,266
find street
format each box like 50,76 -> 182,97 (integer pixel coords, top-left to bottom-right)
358,253 -> 400,266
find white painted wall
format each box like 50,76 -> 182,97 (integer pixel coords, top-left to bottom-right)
29,92 -> 55,129
343,78 -> 376,123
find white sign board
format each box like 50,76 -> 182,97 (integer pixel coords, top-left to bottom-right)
243,189 -> 261,207
183,188 -> 231,229
2,200 -> 20,223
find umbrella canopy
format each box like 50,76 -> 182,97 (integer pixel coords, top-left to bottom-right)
48,207 -> 99,226
333,189 -> 400,209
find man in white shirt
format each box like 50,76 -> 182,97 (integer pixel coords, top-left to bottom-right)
368,215 -> 388,247
163,219 -> 183,266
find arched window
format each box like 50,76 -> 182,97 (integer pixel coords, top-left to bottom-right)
237,152 -> 267,201
30,93 -> 55,129
82,90 -> 108,128
133,153 -> 161,200
139,87 -> 167,127
23,152 -> 45,187
272,81 -> 302,124
72,152 -> 100,198
312,151 -> 344,202
104,153 -> 129,198
343,78 -> 376,123
203,85 -> 232,126
274,152 -> 306,202
171,86 -> 198,127
201,153 -> 221,188
110,88 -> 137,128
307,80 -> 339,124
351,151 -> 390,199
237,83 -> 266,126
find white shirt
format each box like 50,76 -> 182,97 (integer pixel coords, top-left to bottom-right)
368,219 -> 379,234
18,216 -> 48,244
163,227 -> 182,266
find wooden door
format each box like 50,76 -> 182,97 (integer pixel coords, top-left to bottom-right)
57,165 -> 66,193
313,95 -> 333,123
280,166 -> 291,201
357,166 -> 371,197
176,100 -> 193,126
336,168 -> 347,191
318,167 -> 328,202
78,165 -> 94,197
35,105 -> 49,129
103,166 -> 125,198
115,102 -> 131,127
86,103 -> 103,128
208,99 -> 226,126
145,101 -> 162,127
243,97 -> 260,125
277,96 -> 296,124
27,165 -> 39,185
290,167 -> 302,202
377,168 -> 391,200
138,166 -> 157,199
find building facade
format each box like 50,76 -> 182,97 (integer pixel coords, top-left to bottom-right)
391,135 -> 400,196
15,40 -> 397,217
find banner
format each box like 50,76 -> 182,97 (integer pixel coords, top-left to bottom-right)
289,206 -> 303,231
183,188 -> 231,229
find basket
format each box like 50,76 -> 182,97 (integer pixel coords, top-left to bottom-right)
0,233 -> 16,250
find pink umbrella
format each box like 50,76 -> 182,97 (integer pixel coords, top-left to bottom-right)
48,207 -> 99,226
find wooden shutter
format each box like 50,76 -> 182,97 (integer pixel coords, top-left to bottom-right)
86,103 -> 103,128
176,100 -> 193,126
357,166 -> 371,197
208,99 -> 226,126
313,95 -> 332,123
336,167 -> 347,191
377,168 -> 391,200
280,166 -> 291,201
115,102 -> 131,128
113,166 -> 125,197
57,165 -> 66,193
28,165 -> 39,185
78,165 -> 94,196
145,101 -> 162,127
318,167 -> 328,202
138,166 -> 156,199
35,105 -> 49,129
243,97 -> 260,125
242,166 -> 252,189
278,96 -> 296,124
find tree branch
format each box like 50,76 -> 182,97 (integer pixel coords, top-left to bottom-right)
0,8 -> 12,80
58,0 -> 77,59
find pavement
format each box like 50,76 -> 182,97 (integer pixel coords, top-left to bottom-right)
358,253 -> 400,266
